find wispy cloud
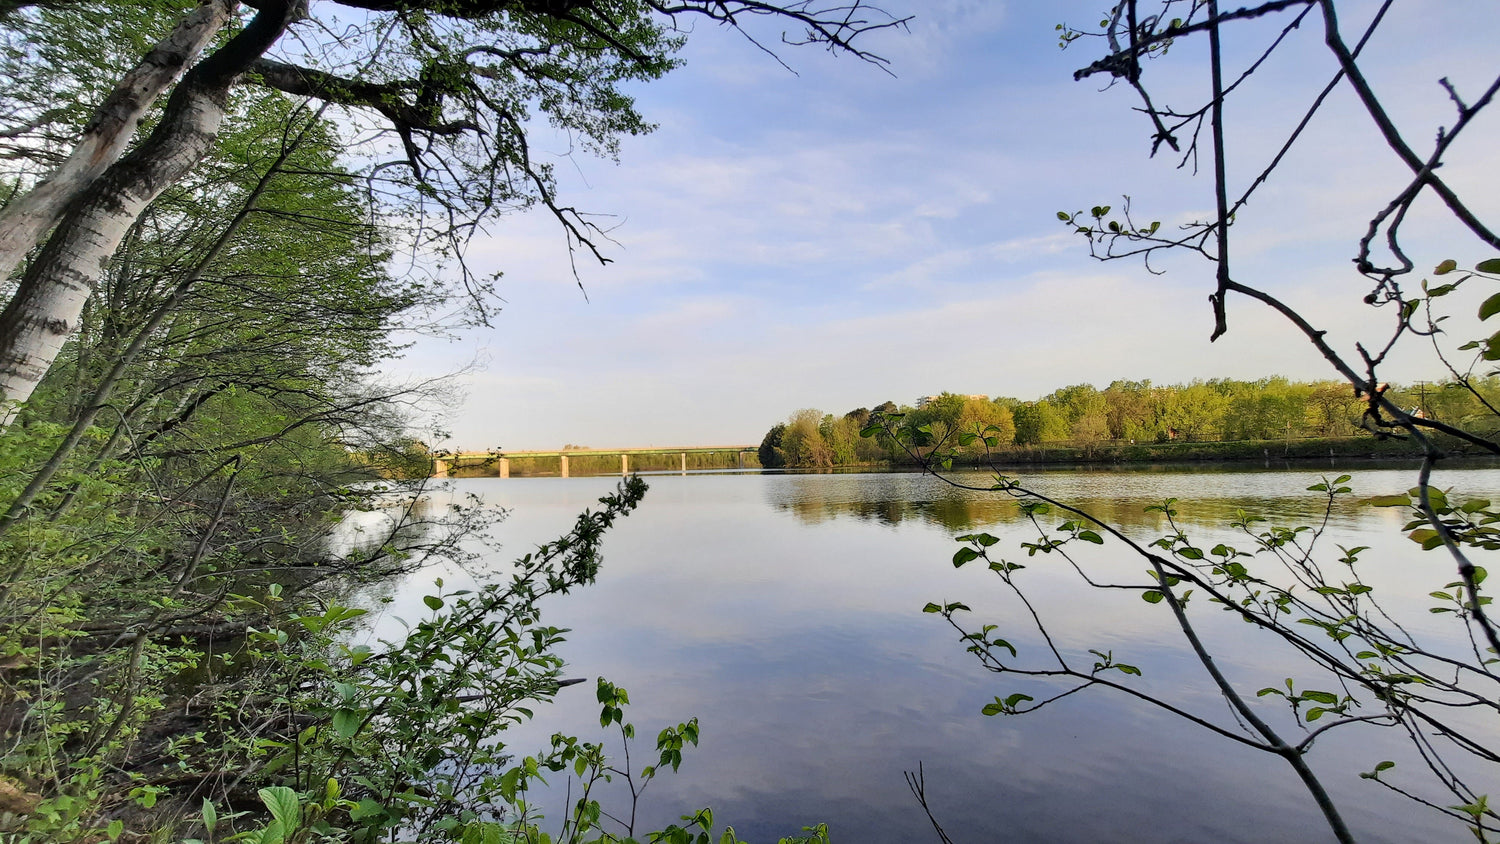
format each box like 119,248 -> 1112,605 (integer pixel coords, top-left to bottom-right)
397,0 -> 1500,449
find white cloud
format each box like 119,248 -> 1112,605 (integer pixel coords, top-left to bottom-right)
388,0 -> 1500,450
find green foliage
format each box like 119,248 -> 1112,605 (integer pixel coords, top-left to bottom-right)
758,423 -> 787,469
764,375 -> 1441,468
1011,399 -> 1070,445
777,409 -> 835,469
0,83 -> 665,843
0,1 -> 890,840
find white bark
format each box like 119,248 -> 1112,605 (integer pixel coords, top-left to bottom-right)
0,73 -> 230,419
0,0 -> 296,425
0,0 -> 234,286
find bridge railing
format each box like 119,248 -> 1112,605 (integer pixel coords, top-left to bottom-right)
432,447 -> 760,478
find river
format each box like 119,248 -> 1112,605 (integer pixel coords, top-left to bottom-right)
347,462 -> 1500,843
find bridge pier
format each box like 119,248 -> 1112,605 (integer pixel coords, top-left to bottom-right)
436,445 -> 756,478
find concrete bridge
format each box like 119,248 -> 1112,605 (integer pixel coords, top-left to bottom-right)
432,445 -> 758,478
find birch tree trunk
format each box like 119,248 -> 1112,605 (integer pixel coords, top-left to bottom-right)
0,0 -> 296,423
0,0 -> 235,286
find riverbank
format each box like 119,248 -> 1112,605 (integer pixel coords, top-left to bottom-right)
833,434 -> 1479,471
950,434 -> 1429,466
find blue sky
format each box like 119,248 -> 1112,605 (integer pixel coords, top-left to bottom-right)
397,1 -> 1500,451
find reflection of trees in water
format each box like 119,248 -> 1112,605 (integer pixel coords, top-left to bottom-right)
776,495 -> 1012,532
772,478 -> 1362,533
326,492 -> 440,560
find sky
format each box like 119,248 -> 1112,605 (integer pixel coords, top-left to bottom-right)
394,1 -> 1500,452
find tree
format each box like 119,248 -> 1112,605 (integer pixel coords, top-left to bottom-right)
1012,399 -> 1069,445
899,393 -> 1013,455
779,407 -> 833,468
1102,379 -> 1160,441
759,421 -> 787,469
1218,378 -> 1305,441
1306,381 -> 1360,437
1043,382 -> 1108,441
1155,380 -> 1229,442
954,396 -> 1015,449
0,0 -> 906,419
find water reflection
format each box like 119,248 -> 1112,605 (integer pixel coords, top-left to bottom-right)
769,465 -> 1489,534
325,489 -> 442,560
377,467 -> 1500,844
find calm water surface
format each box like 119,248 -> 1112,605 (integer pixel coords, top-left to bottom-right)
353,464 -> 1500,843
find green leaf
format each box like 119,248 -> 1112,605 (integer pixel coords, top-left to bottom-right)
952,547 -> 979,567
1477,258 -> 1500,273
922,602 -> 942,613
202,799 -> 218,835
1435,258 -> 1458,275
259,787 -> 300,837
1407,528 -> 1441,549
333,708 -> 362,739
1302,690 -> 1339,705
1305,706 -> 1326,722
1366,494 -> 1411,507
1480,291 -> 1500,321
1141,590 -> 1164,604
423,594 -> 444,611
107,819 -> 123,841
1077,530 -> 1104,544
258,820 -> 286,844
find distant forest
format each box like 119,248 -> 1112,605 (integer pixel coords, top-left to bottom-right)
758,377 -> 1499,468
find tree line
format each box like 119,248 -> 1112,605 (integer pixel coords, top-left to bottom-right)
758,376 -> 1499,468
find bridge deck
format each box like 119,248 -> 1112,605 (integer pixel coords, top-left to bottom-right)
450,446 -> 755,460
